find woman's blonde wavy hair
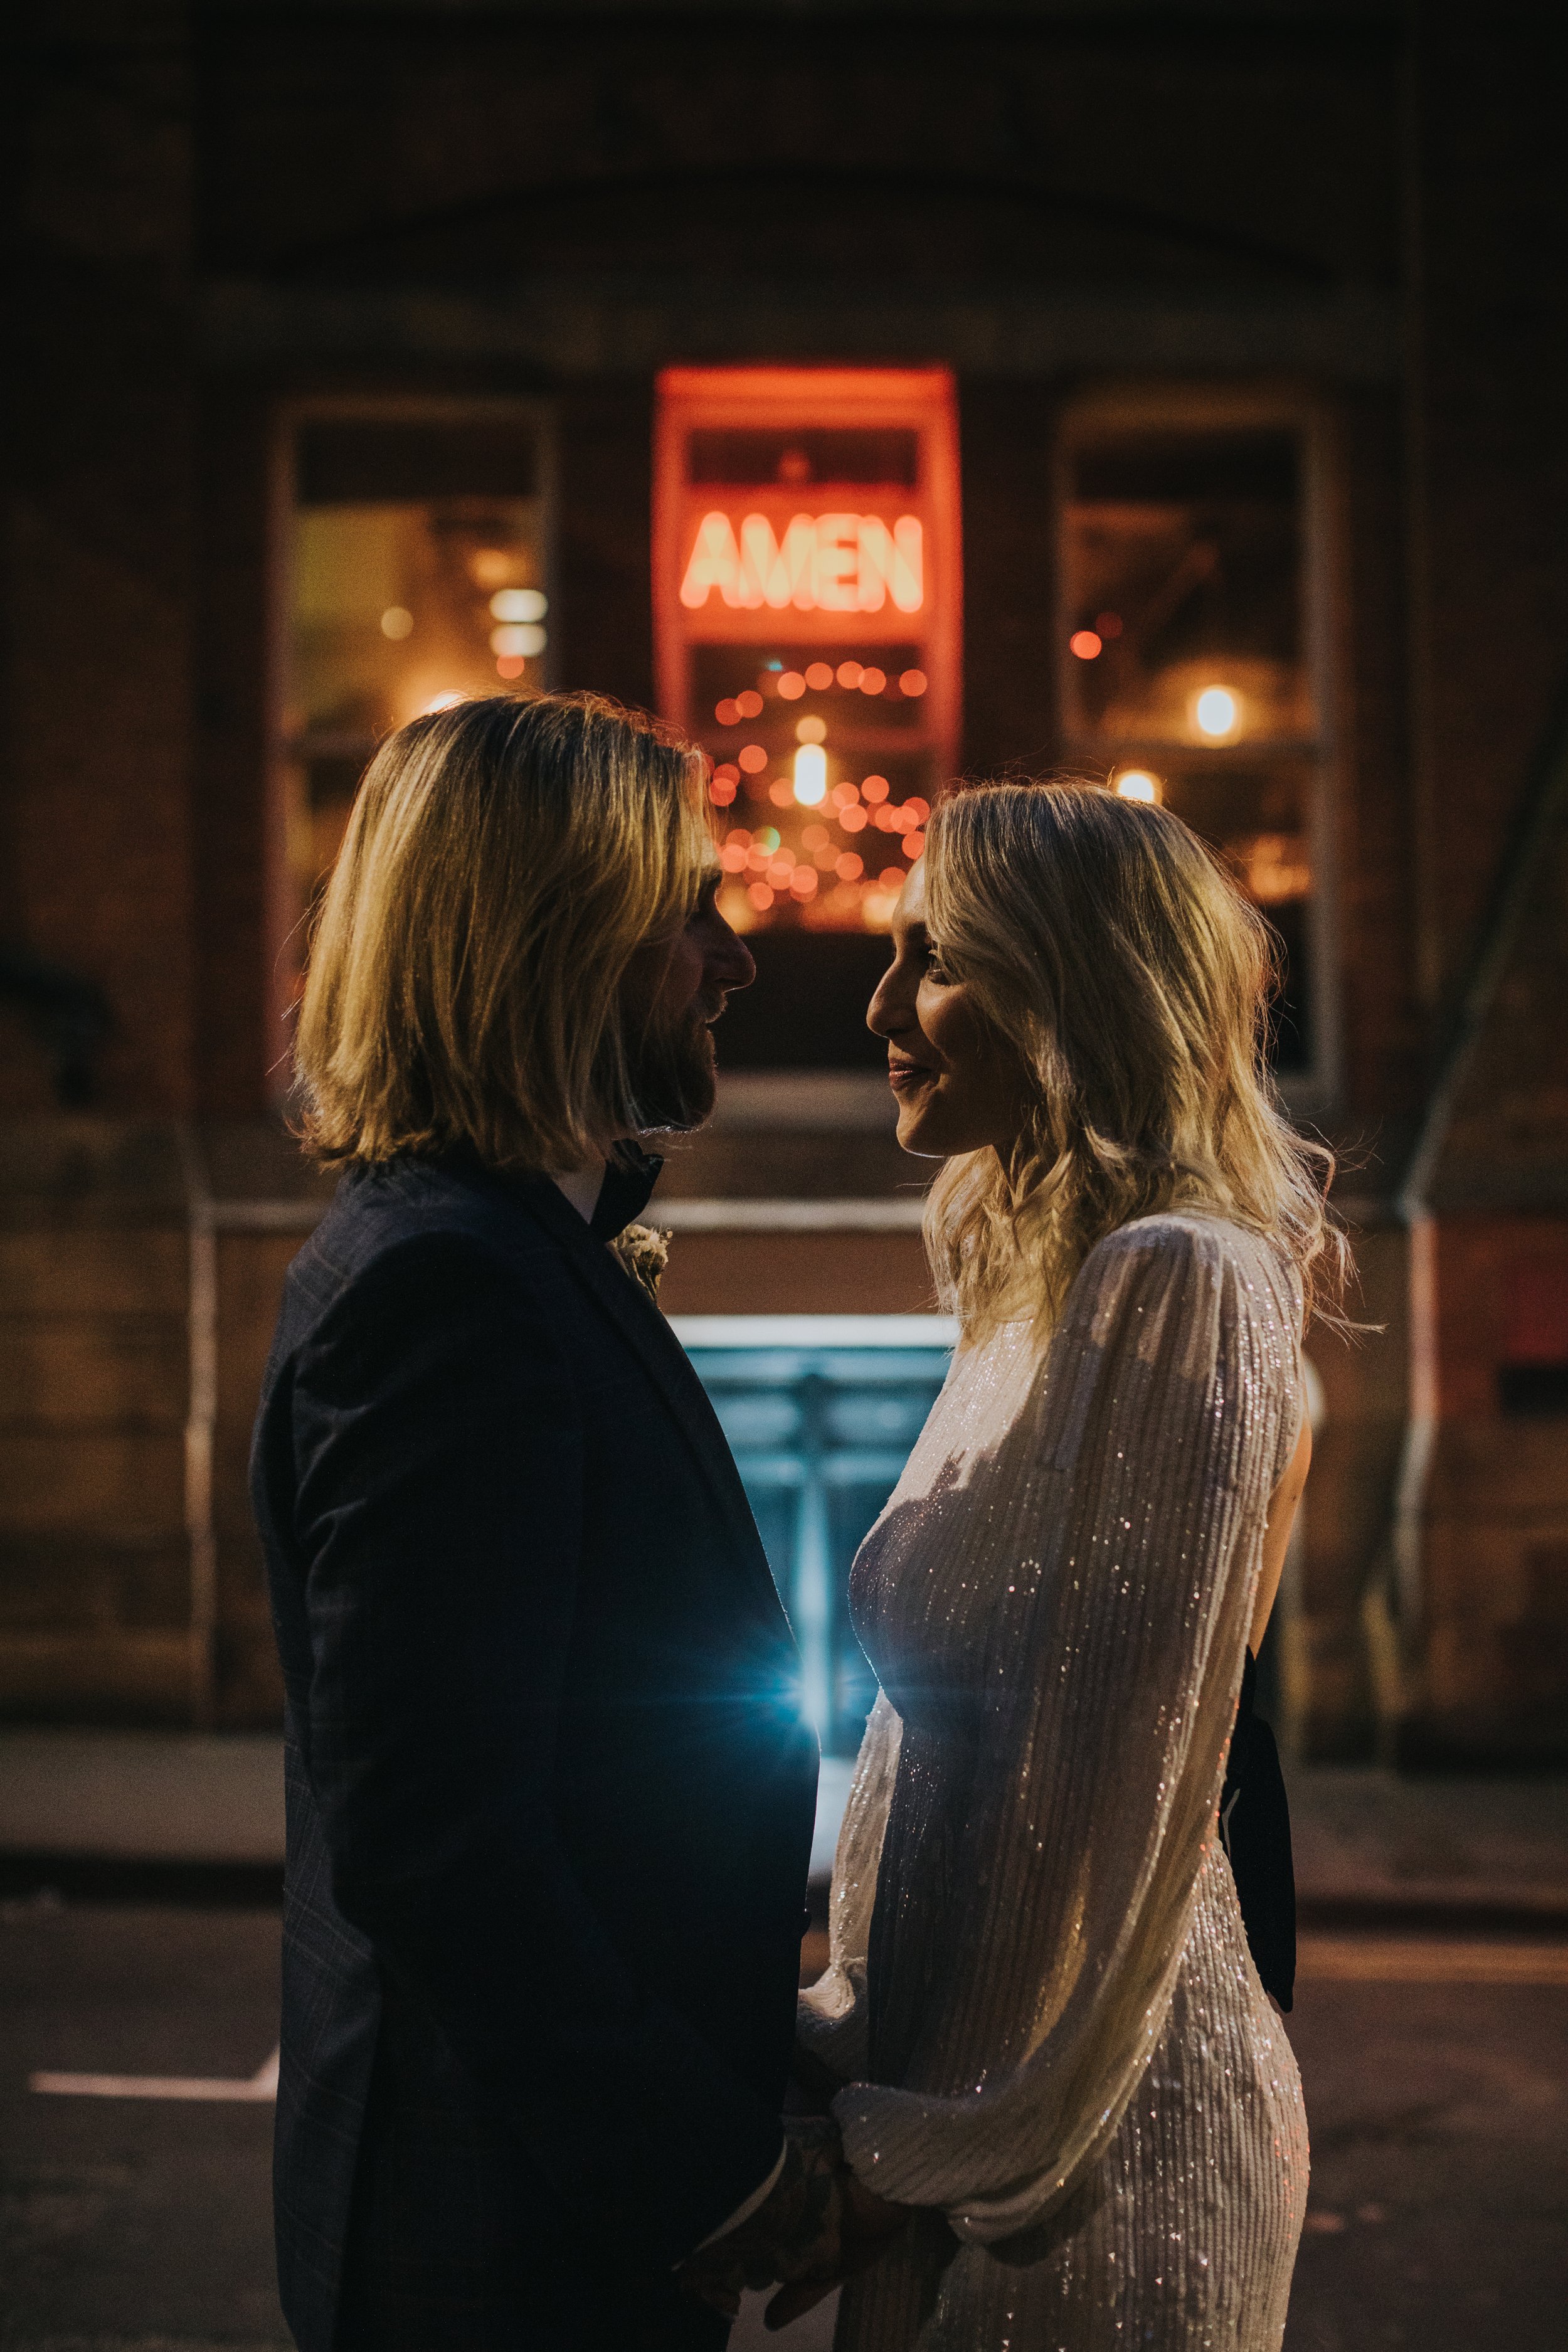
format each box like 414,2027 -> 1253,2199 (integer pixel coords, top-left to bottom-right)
295,692 -> 709,1172
921,779 -> 1348,1340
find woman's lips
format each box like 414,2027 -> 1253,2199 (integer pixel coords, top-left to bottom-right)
888,1061 -> 938,1093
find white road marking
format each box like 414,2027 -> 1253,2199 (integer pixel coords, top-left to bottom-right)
29,2045 -> 279,2100
1297,1937 -> 1568,1985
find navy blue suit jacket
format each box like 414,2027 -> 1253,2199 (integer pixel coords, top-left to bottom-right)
251,1156 -> 818,2351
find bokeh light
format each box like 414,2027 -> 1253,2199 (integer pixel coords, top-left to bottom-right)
489,588 -> 547,623
1194,686 -> 1240,740
793,744 -> 828,805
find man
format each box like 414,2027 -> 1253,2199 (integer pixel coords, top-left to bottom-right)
252,694 -> 891,2349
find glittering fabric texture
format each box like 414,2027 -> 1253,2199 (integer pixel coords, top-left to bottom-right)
799,1214 -> 1309,2350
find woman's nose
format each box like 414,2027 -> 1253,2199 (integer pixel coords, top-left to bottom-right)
867,964 -> 909,1038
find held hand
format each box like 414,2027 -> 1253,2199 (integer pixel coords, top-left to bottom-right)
787,2043 -> 847,2118
762,2171 -> 907,2331
677,2117 -> 907,2321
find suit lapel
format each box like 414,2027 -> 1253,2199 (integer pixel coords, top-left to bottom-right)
493,1175 -> 787,1625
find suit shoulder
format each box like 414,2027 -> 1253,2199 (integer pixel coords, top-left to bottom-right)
283,1165 -> 554,1328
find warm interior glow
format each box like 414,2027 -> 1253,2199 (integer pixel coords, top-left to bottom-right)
1069,629 -> 1103,660
795,714 -> 827,743
1194,685 -> 1241,740
793,744 -> 828,804
490,623 -> 546,657
489,588 -> 548,623
1114,770 -> 1160,803
679,511 -> 924,613
380,606 -> 413,640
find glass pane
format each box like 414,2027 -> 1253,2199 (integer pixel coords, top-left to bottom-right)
687,1343 -> 951,1756
1063,429 -> 1310,747
283,418 -> 546,914
1061,420 -> 1321,1079
704,648 -> 931,936
290,499 -> 544,747
657,369 -> 960,950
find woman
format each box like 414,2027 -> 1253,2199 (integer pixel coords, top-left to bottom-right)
797,781 -> 1340,2349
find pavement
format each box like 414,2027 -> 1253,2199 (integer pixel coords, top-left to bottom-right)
2,1731 -> 1564,2351
2,1727 -> 1564,1922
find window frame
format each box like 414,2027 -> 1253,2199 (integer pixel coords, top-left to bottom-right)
1055,384 -> 1343,1118
265,393 -> 557,1089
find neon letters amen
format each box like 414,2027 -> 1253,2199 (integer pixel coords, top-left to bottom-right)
679,512 -> 924,613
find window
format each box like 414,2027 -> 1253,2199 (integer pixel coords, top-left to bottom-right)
1060,396 -> 1335,1087
275,402 -> 551,1007
655,369 -> 960,1068
676,1317 -> 955,1754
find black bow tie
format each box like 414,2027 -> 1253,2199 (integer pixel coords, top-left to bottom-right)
590,1143 -> 665,1241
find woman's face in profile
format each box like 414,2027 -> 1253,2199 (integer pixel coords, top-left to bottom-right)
869,862 -> 1027,1162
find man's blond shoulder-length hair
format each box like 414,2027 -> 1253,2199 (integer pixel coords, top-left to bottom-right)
295,692 -> 709,1172
922,779 -> 1350,1341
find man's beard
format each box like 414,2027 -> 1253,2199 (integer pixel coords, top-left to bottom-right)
622,1003 -> 719,1135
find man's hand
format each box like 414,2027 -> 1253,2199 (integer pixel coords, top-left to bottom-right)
762,2165 -> 907,2331
677,2116 -> 906,2324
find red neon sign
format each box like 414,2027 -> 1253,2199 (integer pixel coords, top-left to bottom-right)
654,368 -> 960,935
679,512 -> 924,613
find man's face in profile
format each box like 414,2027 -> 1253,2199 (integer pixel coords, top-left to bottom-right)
621,872 -> 756,1133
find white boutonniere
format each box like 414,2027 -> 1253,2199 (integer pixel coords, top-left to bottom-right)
608,1221 -> 671,1303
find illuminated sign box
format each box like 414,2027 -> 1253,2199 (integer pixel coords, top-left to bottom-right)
655,368 -> 961,936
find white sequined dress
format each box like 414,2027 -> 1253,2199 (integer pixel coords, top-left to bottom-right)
799,1214 -> 1309,2350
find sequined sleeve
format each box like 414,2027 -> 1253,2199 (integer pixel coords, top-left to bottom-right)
797,1690 -> 904,2082
832,1218 -> 1296,2242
